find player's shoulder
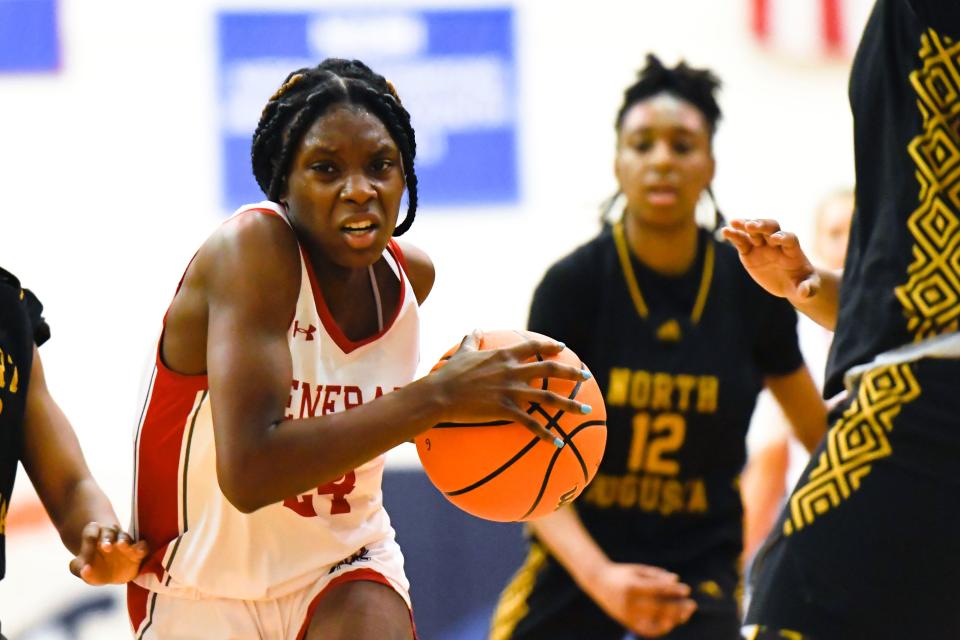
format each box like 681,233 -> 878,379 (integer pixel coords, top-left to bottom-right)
192,201 -> 301,298
207,202 -> 298,263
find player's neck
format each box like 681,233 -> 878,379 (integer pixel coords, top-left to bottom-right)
624,216 -> 700,276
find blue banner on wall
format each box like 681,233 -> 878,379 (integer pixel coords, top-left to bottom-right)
217,8 -> 518,210
0,0 -> 60,72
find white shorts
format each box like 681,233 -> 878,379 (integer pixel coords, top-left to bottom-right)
128,537 -> 412,640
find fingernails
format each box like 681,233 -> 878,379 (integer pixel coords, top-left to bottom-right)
553,437 -> 565,449
580,404 -> 592,414
556,342 -> 566,350
581,369 -> 593,380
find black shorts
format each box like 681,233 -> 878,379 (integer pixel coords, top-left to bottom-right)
490,541 -> 741,640
746,358 -> 960,639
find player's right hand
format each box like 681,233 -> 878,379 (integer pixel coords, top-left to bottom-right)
428,330 -> 592,446
722,219 -> 821,306
587,561 -> 697,637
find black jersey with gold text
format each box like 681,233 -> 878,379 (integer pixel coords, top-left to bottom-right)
528,226 -> 802,570
825,0 -> 960,397
0,267 -> 50,580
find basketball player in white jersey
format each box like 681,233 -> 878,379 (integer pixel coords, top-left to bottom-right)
128,59 -> 591,640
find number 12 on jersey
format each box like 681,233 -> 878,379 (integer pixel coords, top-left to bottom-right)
627,412 -> 686,476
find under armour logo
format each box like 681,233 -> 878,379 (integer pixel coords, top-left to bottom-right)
293,320 -> 317,341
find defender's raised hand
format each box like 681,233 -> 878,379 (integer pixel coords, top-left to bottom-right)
722,219 -> 820,304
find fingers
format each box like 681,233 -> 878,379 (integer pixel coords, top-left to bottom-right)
521,388 -> 592,416
71,523 -> 147,586
73,521 -> 101,570
725,219 -> 785,248
509,400 -> 565,448
505,337 -> 566,361
512,359 -> 591,384
720,227 -> 754,255
70,521 -> 102,583
632,598 -> 697,637
630,578 -> 692,599
631,564 -> 680,581
455,329 -> 483,353
743,218 -> 782,234
99,523 -> 119,551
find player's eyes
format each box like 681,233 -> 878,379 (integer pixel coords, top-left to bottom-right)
370,159 -> 394,173
311,162 -> 338,175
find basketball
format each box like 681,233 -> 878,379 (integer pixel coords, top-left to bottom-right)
415,330 -> 607,522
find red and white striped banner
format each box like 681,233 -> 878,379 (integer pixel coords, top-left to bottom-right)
750,0 -> 874,61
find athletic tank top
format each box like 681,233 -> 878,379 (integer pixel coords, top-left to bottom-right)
131,201 -> 420,599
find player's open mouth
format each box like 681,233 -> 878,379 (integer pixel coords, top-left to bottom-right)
340,220 -> 379,250
342,221 -> 377,234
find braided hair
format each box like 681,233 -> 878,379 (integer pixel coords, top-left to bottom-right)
605,54 -> 725,229
251,58 -> 419,236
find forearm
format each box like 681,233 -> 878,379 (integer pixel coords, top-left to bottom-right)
791,268 -> 841,331
528,505 -> 610,593
51,478 -> 120,554
219,375 -> 443,512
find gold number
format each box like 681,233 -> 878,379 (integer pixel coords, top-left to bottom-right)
627,412 -> 686,476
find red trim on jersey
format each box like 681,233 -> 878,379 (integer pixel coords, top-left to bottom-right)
134,359 -> 207,581
127,582 -> 150,634
387,239 -> 409,274
301,242 -> 408,354
295,568 -> 418,640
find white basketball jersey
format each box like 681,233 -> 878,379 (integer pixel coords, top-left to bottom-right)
132,202 -> 420,599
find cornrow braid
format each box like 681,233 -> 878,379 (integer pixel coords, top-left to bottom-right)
251,58 -> 419,236
615,53 -> 722,136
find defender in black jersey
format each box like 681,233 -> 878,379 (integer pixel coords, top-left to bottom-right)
491,57 -> 827,640
0,266 -> 145,594
726,2 -> 960,637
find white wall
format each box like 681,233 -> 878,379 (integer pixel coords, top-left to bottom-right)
0,0 -> 864,635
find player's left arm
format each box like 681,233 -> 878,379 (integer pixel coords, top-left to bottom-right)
764,365 -> 827,453
20,345 -> 147,584
393,240 -> 435,306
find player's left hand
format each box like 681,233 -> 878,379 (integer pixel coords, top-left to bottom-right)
69,522 -> 149,585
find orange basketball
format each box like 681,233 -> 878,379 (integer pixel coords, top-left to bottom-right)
415,330 -> 607,522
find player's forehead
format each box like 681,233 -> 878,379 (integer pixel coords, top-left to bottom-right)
298,103 -> 397,156
620,93 -> 709,137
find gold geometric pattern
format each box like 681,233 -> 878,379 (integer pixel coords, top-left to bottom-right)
894,29 -> 960,340
784,364 -> 920,535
